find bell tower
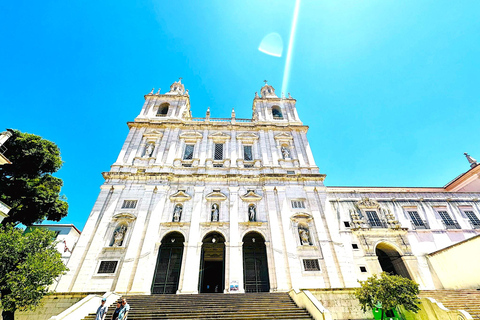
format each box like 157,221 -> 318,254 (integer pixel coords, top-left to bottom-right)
252,82 -> 302,124
135,78 -> 192,121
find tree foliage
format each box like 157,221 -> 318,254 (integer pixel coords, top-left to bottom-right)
0,225 -> 68,320
0,130 -> 68,225
354,272 -> 420,320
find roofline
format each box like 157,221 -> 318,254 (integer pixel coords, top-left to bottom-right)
427,234 -> 480,257
30,224 -> 81,234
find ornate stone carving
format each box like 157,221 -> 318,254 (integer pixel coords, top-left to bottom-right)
356,197 -> 380,209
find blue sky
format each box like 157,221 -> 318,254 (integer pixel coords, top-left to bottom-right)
1,1 -> 479,230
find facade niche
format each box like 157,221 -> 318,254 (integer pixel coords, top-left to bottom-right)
281,145 -> 291,159
248,204 -> 256,222
211,203 -> 220,222
111,223 -> 128,247
173,204 -> 182,222
298,224 -> 312,246
272,106 -> 283,119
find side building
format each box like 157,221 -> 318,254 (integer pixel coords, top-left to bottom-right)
56,80 -> 480,295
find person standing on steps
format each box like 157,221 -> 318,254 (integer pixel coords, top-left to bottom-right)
118,298 -> 130,320
95,298 -> 108,320
111,300 -> 122,320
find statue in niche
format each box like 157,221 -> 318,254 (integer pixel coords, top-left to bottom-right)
173,204 -> 182,222
144,142 -> 155,158
211,203 -> 219,222
281,146 -> 290,159
248,204 -> 256,222
112,225 -> 127,247
299,227 -> 311,246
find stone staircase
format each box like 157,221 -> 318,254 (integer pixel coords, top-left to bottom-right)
420,290 -> 480,319
82,292 -> 313,320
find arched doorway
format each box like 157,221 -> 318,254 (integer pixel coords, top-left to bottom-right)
151,232 -> 185,294
199,232 -> 225,293
375,242 -> 411,279
243,232 -> 270,292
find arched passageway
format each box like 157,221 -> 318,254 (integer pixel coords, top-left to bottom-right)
151,232 -> 185,294
375,242 -> 411,279
243,232 -> 270,292
199,232 -> 225,293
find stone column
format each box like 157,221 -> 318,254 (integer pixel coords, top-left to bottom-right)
291,131 -> 306,166
228,187 -> 243,293
179,186 -> 205,293
264,186 -> 291,291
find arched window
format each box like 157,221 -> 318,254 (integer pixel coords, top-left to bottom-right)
110,223 -> 128,247
272,106 -> 283,119
157,103 -> 169,117
173,204 -> 182,222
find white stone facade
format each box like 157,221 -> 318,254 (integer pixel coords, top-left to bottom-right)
56,80 -> 480,295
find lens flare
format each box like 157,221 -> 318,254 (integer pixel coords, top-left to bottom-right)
258,33 -> 284,57
282,0 -> 301,95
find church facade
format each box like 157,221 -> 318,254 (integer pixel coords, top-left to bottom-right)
56,80 -> 480,295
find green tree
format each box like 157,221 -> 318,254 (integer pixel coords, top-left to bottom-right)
354,272 -> 420,320
0,130 -> 68,225
0,225 -> 68,320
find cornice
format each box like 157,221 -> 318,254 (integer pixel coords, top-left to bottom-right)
127,121 -> 309,133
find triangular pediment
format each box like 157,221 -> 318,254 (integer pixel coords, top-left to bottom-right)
205,191 -> 227,201
274,132 -> 293,141
169,190 -> 192,202
208,132 -> 230,140
179,132 -> 203,141
237,132 -> 259,141
240,190 -> 262,202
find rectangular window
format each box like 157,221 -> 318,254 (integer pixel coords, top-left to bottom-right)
359,266 -> 367,273
437,210 -> 457,228
352,244 -> 359,249
464,210 -> 480,227
183,144 -> 194,160
291,200 -> 306,209
243,145 -> 253,161
121,200 -> 137,209
344,221 -> 351,228
214,143 -> 224,160
286,171 -> 295,175
98,261 -> 118,274
303,259 -> 320,271
407,211 -> 426,228
365,210 -> 382,227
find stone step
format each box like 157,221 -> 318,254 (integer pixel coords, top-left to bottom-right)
419,290 -> 480,319
82,293 -> 312,320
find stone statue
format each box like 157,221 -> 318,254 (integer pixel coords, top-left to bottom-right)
248,205 -> 256,222
113,225 -> 127,247
211,203 -> 219,222
255,92 -> 259,99
281,146 -> 290,159
173,204 -> 182,222
299,227 -> 310,245
144,142 -> 155,157
288,93 -> 292,99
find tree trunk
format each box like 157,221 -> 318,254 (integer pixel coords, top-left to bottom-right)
2,310 -> 15,320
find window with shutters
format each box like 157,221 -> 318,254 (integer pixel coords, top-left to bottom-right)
407,210 -> 428,229
98,261 -> 118,274
303,259 -> 320,271
365,210 -> 382,227
214,143 -> 224,160
122,200 -> 137,209
463,209 -> 480,228
291,200 -> 306,209
243,145 -> 253,161
183,144 -> 194,160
